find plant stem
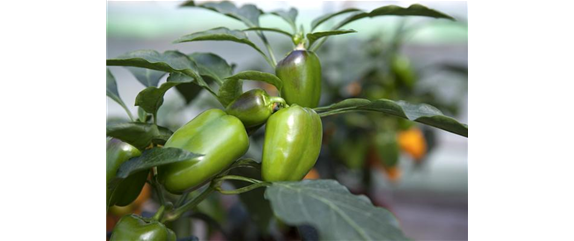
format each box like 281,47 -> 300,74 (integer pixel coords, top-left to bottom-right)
257,32 -> 278,67
152,205 -> 166,221
216,175 -> 261,184
217,182 -> 270,195
151,173 -> 167,206
161,185 -> 215,223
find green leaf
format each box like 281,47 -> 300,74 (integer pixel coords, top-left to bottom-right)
174,27 -> 270,65
115,147 -> 202,179
306,29 -> 356,48
126,67 -> 166,87
181,0 -> 262,27
225,70 -> 283,90
310,8 -> 362,31
269,8 -> 298,32
335,4 -> 455,30
106,68 -> 134,120
175,82 -> 204,104
107,50 -> 199,74
218,79 -> 243,107
106,122 -> 174,150
135,71 -> 206,115
218,70 -> 283,107
107,49 -> 213,98
135,82 -> 179,116
189,52 -> 233,84
315,98 -> 468,137
242,27 -> 293,38
265,180 -> 408,240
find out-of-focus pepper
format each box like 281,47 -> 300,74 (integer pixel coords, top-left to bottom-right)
110,214 -> 176,241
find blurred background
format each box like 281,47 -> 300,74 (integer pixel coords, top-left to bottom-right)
107,1 -> 467,240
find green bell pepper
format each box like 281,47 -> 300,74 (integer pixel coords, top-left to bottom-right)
107,138 -> 148,207
276,49 -> 322,108
158,109 -> 249,194
225,89 -> 286,128
261,105 -> 323,181
110,214 -> 176,241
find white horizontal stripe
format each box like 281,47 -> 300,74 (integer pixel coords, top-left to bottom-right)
468,139 -> 574,156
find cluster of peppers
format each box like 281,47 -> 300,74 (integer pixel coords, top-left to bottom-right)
107,47 -> 323,240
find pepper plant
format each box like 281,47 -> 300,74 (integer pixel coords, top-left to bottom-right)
106,1 -> 467,240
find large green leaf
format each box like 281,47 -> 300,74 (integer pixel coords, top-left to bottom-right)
181,0 -> 262,27
106,122 -> 173,150
126,67 -> 166,87
107,50 -> 199,74
242,27 -> 292,38
174,27 -> 269,64
306,29 -> 356,48
334,4 -> 455,30
315,98 -> 468,137
310,8 -> 362,31
106,68 -> 133,120
265,180 -> 408,240
189,52 -> 233,84
218,71 -> 283,107
114,147 -> 202,179
269,8 -> 298,32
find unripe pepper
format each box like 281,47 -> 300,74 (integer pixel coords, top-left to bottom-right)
225,89 -> 286,128
262,105 -> 323,182
276,48 -> 322,108
158,109 -> 249,194
107,138 -> 147,207
110,214 -> 176,241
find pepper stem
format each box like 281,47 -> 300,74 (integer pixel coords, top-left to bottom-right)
270,96 -> 289,109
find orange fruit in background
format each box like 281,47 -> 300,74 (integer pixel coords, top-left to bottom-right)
303,168 -> 320,180
382,166 -> 402,183
398,127 -> 427,161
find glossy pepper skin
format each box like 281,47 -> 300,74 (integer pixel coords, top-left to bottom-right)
110,214 -> 176,241
225,89 -> 286,128
276,49 -> 322,108
262,105 -> 323,182
158,109 -> 249,194
106,138 -> 147,207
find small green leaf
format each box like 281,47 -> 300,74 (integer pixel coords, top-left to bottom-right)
181,1 -> 262,27
306,29 -> 356,48
106,122 -> 174,150
217,70 -> 283,106
335,4 -> 455,30
311,8 -> 362,31
218,79 -> 243,107
189,52 -> 233,84
174,27 -> 269,64
175,82 -> 204,104
242,27 -> 293,38
135,82 -> 180,116
115,147 -> 202,179
269,8 -> 298,32
315,98 -> 468,137
106,68 -> 134,120
126,67 -> 166,87
265,180 -> 408,240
